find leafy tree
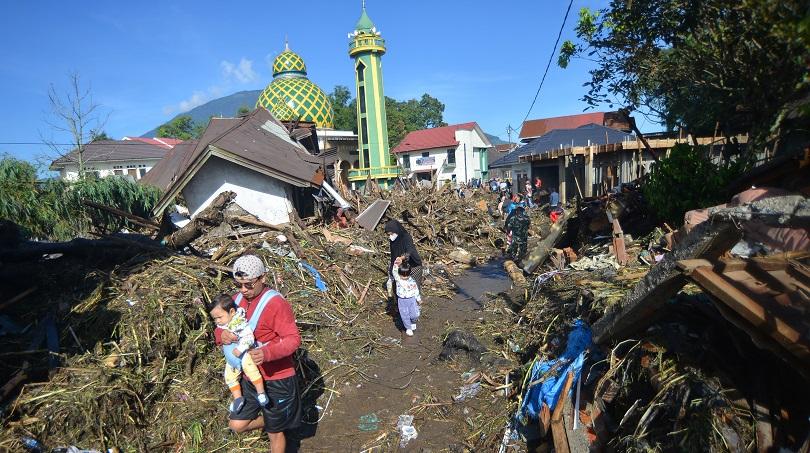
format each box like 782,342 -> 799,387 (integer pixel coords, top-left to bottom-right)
157,115 -> 203,140
642,144 -> 750,224
0,156 -> 161,240
558,0 -> 810,148
328,85 -> 357,132
327,86 -> 447,149
385,94 -> 447,148
236,105 -> 251,116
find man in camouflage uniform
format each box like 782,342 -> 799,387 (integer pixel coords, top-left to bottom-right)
506,205 -> 530,261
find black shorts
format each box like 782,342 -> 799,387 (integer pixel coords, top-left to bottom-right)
229,374 -> 302,433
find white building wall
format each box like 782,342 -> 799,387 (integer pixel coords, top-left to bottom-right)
58,159 -> 160,181
182,156 -> 293,225
397,128 -> 492,185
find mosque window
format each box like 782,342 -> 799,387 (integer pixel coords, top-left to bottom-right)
358,86 -> 366,114
361,117 -> 369,147
356,61 -> 365,82
362,147 -> 370,168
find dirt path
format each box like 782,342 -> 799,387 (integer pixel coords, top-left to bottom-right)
298,261 -> 513,451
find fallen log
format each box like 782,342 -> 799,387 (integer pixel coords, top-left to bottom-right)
82,200 -> 160,231
504,260 -> 526,286
523,209 -> 573,274
164,191 -> 236,249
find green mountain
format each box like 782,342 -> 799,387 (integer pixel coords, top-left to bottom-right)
141,90 -> 261,137
143,90 -> 507,145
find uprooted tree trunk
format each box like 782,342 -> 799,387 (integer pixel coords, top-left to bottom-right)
163,191 -> 236,249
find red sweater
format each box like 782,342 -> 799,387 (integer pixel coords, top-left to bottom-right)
214,287 -> 301,381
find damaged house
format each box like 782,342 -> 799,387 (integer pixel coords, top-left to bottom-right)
141,108 -> 324,225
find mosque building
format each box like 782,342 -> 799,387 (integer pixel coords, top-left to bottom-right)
254,3 -> 394,190
256,42 -> 335,129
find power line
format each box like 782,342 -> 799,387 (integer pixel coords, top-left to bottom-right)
521,0 -> 575,125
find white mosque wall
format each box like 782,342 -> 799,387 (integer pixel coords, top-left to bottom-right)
182,156 -> 293,225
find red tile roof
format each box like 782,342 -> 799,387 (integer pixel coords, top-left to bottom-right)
519,112 -> 608,140
122,137 -> 184,149
391,122 -> 478,153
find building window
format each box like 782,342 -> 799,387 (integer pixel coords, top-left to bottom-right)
356,61 -> 365,83
126,164 -> 136,169
362,148 -> 370,168
421,152 -> 429,158
114,169 -> 123,175
358,86 -> 366,114
360,117 -> 369,148
402,154 -> 410,168
138,168 -> 147,178
447,148 -> 456,164
113,165 -> 123,169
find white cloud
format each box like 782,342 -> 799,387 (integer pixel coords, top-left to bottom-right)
221,58 -> 258,84
162,86 -> 224,115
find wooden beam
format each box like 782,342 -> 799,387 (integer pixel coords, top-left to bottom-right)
689,266 -> 810,361
551,371 -> 574,453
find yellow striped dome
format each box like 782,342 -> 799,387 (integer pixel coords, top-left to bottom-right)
272,50 -> 307,77
257,47 -> 334,128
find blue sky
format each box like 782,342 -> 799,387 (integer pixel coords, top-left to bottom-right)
0,0 -> 629,166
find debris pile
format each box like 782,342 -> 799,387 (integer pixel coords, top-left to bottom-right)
0,185 -> 508,451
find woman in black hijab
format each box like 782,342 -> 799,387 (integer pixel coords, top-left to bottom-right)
384,219 -> 423,291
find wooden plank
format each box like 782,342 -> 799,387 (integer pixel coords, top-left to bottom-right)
690,266 -> 810,361
551,372 -> 574,453
522,209 -> 572,274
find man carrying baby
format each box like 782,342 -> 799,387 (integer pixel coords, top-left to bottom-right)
215,254 -> 302,453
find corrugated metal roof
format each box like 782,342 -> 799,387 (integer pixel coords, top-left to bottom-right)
489,123 -> 634,168
148,108 -> 324,214
140,140 -> 198,192
50,140 -> 168,168
391,122 -> 477,153
519,112 -> 607,140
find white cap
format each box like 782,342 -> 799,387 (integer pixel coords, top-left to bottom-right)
232,255 -> 266,279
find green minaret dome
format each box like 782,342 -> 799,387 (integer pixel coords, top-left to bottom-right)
355,8 -> 375,31
257,44 -> 334,128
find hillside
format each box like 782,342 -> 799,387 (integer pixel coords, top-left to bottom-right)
141,90 -> 261,137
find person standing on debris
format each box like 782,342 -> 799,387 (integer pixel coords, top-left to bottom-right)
207,294 -> 269,413
506,205 -> 530,261
392,256 -> 422,336
216,254 -> 302,453
384,220 -> 423,295
524,180 -> 534,208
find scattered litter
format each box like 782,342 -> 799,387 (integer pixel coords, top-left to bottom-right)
298,261 -> 327,292
453,382 -> 482,402
397,414 -> 418,447
358,413 -> 380,432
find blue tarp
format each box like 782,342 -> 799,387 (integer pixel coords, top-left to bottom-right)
519,319 -> 592,422
298,261 -> 328,292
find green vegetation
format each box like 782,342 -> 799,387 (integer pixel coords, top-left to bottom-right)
642,144 -> 751,224
0,157 -> 161,240
558,0 -> 810,147
157,115 -> 206,140
328,85 -> 447,149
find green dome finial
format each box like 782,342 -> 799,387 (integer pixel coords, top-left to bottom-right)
355,1 -> 375,31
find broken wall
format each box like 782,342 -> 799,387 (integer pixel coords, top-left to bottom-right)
182,156 -> 294,225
